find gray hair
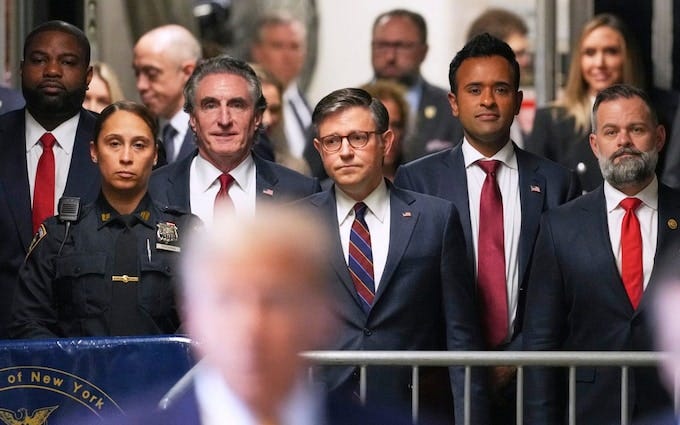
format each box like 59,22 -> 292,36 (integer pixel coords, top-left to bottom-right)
183,55 -> 266,115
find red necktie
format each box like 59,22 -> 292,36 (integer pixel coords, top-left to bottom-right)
477,160 -> 508,348
214,173 -> 234,210
32,133 -> 57,233
620,197 -> 643,309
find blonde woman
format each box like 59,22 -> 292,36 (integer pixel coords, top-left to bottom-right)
527,14 -> 644,192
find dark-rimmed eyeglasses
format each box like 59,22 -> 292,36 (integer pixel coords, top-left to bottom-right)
318,131 -> 380,152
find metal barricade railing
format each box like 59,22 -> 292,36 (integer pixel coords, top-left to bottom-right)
301,351 -> 670,425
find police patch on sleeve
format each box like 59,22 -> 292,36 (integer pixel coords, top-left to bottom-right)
26,224 -> 48,258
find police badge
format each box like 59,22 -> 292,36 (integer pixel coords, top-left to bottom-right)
156,222 -> 180,252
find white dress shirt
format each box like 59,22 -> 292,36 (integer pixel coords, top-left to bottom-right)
335,180 -> 391,290
164,109 -> 191,162
463,139 -> 522,340
25,111 -> 80,215
604,177 -> 659,290
189,153 -> 257,225
194,363 -> 325,425
282,83 -> 311,159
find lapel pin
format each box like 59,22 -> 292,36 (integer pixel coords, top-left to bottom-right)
402,211 -> 412,217
668,219 -> 678,230
262,188 -> 274,196
530,185 -> 541,193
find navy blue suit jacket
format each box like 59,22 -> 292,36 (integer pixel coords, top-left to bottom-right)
298,183 -> 489,424
148,150 -> 321,209
522,184 -> 680,425
0,108 -> 100,337
394,143 -> 581,342
402,79 -> 464,163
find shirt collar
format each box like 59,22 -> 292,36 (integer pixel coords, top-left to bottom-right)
462,138 -> 518,170
335,179 -> 389,226
97,192 -> 155,229
193,153 -> 255,193
604,175 -> 659,213
195,363 -> 324,425
167,109 -> 191,133
25,110 -> 80,155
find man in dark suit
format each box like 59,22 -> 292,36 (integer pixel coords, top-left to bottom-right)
95,206 -> 415,425
133,25 -> 201,164
148,55 -> 319,224
300,87 -> 488,424
0,20 -> 100,338
394,34 -> 580,423
370,9 -> 464,162
522,84 -> 676,424
250,13 -> 321,176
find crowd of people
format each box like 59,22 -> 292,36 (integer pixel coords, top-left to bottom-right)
1,6 -> 680,425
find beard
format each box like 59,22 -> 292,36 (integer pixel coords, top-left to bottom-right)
598,146 -> 658,188
22,83 -> 86,119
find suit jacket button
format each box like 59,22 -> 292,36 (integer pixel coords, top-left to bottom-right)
363,328 -> 372,336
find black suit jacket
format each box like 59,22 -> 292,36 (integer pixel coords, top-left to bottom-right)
148,150 -> 320,209
401,79 -> 464,162
298,183 -> 489,424
522,184 -> 680,425
0,108 -> 100,337
394,143 -> 581,342
526,106 -> 601,192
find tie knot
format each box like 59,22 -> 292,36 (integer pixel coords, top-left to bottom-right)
218,173 -> 234,190
477,159 -> 501,175
39,133 -> 56,149
353,202 -> 368,220
620,197 -> 642,212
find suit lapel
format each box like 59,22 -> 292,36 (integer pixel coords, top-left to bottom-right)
253,154 -> 279,201
64,110 -> 99,200
446,146 -> 475,269
176,130 -> 196,161
638,183 -> 680,314
0,111 -> 33,247
166,152 -> 194,209
516,148 -> 546,287
311,189 -> 366,317
373,186 -> 418,306
583,189 -> 635,313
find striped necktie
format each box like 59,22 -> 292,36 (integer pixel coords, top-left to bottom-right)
348,202 -> 375,313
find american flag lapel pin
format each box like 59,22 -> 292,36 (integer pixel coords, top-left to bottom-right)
530,185 -> 541,193
262,188 -> 274,196
402,211 -> 412,217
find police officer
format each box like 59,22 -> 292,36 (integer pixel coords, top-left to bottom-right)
10,101 -> 198,338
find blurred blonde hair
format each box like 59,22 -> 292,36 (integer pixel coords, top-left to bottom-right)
557,14 -> 644,134
92,62 -> 125,104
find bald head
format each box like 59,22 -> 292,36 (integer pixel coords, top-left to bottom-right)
133,25 -> 201,118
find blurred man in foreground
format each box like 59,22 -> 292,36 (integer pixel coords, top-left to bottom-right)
114,206 -> 413,424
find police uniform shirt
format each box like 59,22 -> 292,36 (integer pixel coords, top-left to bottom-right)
9,193 -> 196,339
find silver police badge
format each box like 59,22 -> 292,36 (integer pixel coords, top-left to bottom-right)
156,222 -> 179,243
156,222 -> 181,252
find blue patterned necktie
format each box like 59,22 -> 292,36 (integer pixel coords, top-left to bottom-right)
348,202 -> 375,313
